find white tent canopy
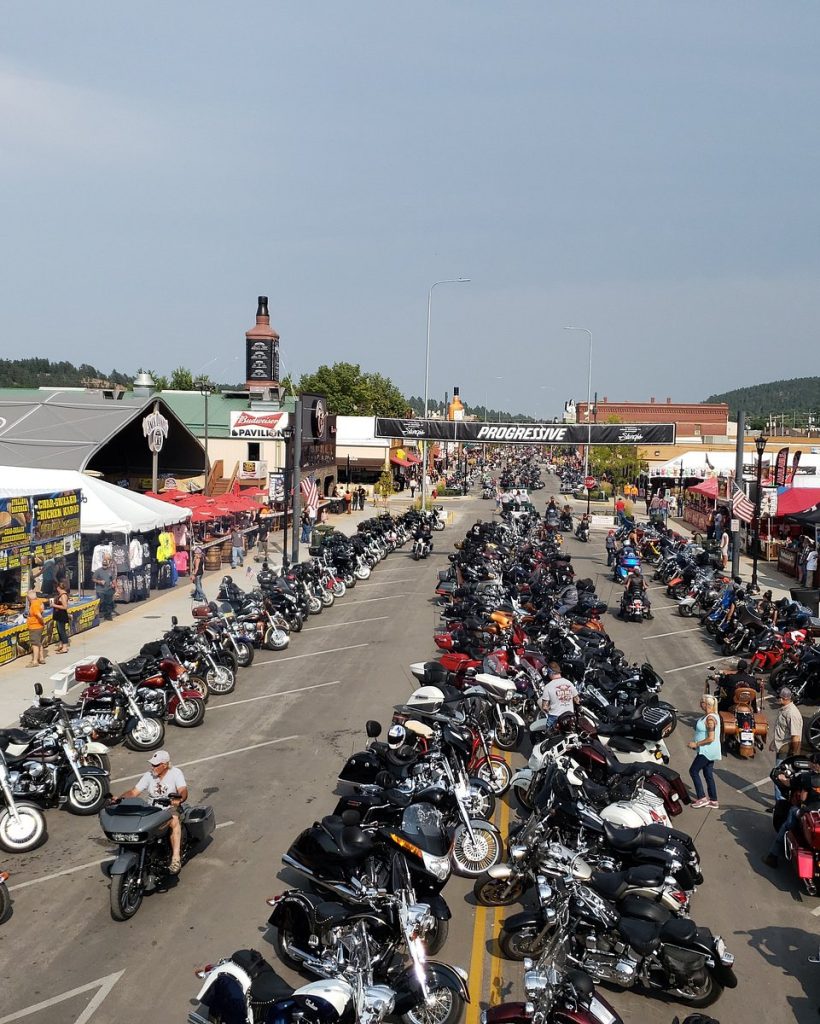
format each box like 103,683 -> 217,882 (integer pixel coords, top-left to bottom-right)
0,466 -> 190,535
655,451 -> 743,477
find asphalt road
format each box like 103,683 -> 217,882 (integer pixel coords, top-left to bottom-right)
2,483 -> 819,1024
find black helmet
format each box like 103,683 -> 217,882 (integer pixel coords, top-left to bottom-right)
221,575 -> 233,584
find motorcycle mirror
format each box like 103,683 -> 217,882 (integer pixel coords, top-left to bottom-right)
171,616 -> 178,626
34,682 -> 43,696
365,720 -> 382,739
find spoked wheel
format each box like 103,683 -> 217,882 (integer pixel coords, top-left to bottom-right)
233,641 -> 255,668
679,603 -> 693,617
124,717 -> 165,751
67,775 -> 107,815
493,715 -> 521,751
498,924 -> 546,961
186,676 -> 209,703
805,712 -> 820,753
307,595 -> 323,615
0,804 -> 47,853
451,821 -> 503,876
475,757 -> 511,795
331,581 -> 346,597
473,873 -> 526,906
82,752 -> 111,774
264,627 -> 290,651
110,866 -> 144,921
320,590 -> 335,608
400,985 -> 462,1024
464,778 -> 495,819
205,665 -> 235,695
173,698 -> 206,728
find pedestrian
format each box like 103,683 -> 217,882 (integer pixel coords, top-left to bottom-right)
409,478 -> 417,500
688,693 -> 722,809
93,556 -> 117,621
318,506 -> 329,525
431,486 -> 438,501
605,529 -> 617,566
615,496 -> 626,526
677,492 -> 684,517
769,687 -> 803,800
257,519 -> 270,560
190,546 -> 206,602
300,509 -> 311,543
807,544 -> 819,587
538,662 -> 579,727
230,526 -> 244,568
357,486 -> 366,510
720,527 -> 730,568
52,580 -> 71,653
344,490 -> 353,514
26,588 -> 47,666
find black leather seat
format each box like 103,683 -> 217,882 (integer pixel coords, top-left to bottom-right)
617,916 -> 661,955
320,815 -> 374,860
314,901 -> 349,927
0,728 -> 37,745
661,916 -> 698,945
625,864 -> 666,885
588,870 -> 629,900
607,736 -> 646,754
619,893 -> 669,923
120,657 -> 149,678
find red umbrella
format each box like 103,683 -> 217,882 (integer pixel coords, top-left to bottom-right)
191,508 -> 217,522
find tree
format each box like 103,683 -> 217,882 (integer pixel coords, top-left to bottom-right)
588,414 -> 645,487
169,366 -> 195,390
297,362 -> 408,416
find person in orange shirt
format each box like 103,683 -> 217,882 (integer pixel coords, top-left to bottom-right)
26,588 -> 46,667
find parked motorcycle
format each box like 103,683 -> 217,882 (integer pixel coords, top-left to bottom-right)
0,747 -> 47,853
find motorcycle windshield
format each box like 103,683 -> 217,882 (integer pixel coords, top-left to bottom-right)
400,802 -> 449,857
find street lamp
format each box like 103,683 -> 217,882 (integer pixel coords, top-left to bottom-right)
562,327 -> 593,478
422,278 -> 470,508
195,379 -> 215,495
751,432 -> 769,592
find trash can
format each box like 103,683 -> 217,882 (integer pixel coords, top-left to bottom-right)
790,588 -> 820,616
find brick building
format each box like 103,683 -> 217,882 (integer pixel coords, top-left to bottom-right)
575,397 -> 729,438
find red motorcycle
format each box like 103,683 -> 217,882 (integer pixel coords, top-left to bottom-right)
748,627 -> 808,674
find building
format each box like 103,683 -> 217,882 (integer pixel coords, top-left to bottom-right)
576,397 -> 729,439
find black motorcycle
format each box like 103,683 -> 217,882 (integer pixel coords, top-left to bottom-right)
100,795 -> 215,920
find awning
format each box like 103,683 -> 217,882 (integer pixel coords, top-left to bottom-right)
688,478 -> 719,498
390,453 -> 412,467
773,487 -> 820,517
405,452 -> 422,464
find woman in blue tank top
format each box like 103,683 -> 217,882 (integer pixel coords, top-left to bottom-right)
688,694 -> 722,809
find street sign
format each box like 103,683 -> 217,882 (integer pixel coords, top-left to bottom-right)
584,476 -> 596,490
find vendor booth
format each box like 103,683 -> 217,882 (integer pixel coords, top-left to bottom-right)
0,467 -> 191,663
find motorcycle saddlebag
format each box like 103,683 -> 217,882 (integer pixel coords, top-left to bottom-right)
184,805 -> 215,844
661,945 -> 708,987
801,811 -> 820,852
338,751 -> 382,784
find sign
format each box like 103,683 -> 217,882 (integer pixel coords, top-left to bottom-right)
774,446 -> 789,487
731,518 -> 740,532
229,410 -> 289,439
0,496 -> 31,549
246,338 -> 275,382
300,394 -> 334,470
584,476 -> 596,490
238,460 -> 268,480
374,418 -> 676,445
142,410 -> 169,453
31,490 -> 81,542
759,490 -> 778,518
268,472 -> 285,502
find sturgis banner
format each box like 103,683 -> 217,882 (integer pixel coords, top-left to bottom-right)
374,418 -> 676,445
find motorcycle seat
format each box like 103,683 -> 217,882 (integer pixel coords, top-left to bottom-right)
319,815 -> 374,860
606,736 -> 646,755
603,822 -> 661,850
313,901 -> 349,927
619,892 -> 670,923
617,916 -> 661,955
120,657 -> 149,678
588,869 -> 631,900
660,916 -> 698,945
0,727 -> 37,746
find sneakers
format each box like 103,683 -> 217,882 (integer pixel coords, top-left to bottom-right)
708,800 -> 719,809
691,797 -> 710,808
761,853 -> 778,869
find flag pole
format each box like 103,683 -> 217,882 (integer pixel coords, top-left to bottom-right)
731,409 -> 745,578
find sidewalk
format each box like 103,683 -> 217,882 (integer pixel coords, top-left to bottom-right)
0,500 -> 381,728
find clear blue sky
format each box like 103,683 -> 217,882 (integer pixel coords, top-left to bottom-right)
2,2 -> 818,417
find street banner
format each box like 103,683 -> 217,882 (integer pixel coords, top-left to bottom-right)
374,418 -> 676,445
229,410 -> 289,438
31,490 -> 82,542
788,450 -> 802,484
773,447 -> 789,487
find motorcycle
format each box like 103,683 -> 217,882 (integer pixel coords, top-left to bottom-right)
0,747 -> 47,853
100,795 -> 215,920
707,672 -> 767,758
575,520 -> 590,543
0,868 -> 9,924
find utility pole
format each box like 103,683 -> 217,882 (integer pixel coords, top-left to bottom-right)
291,398 -> 303,564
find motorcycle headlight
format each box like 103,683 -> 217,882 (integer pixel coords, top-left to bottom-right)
421,851 -> 450,881
364,985 -> 395,1018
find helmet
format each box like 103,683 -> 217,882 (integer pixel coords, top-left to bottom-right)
633,567 -> 642,576
221,575 -> 233,584
404,686 -> 445,715
387,724 -> 407,749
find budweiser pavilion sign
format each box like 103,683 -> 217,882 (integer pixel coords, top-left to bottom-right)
229,410 -> 290,438
374,418 -> 676,445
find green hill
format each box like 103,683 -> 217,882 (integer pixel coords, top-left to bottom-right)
0,358 -> 133,389
705,377 -> 820,422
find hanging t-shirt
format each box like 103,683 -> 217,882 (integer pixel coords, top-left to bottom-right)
172,523 -> 189,549
174,550 -> 189,573
156,532 -> 174,562
129,538 -> 144,568
91,544 -> 112,572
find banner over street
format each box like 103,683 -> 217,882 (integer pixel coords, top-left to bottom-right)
374,418 -> 676,445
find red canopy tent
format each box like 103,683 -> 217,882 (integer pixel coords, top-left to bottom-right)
775,487 -> 820,517
688,478 -> 719,498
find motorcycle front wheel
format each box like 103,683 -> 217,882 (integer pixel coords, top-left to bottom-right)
679,603 -> 693,617
67,775 -> 107,815
498,924 -> 546,961
400,985 -> 462,1024
110,866 -> 144,921
205,665 -> 235,695
307,594 -> 323,615
493,714 -> 521,751
805,712 -> 820,753
355,564 -> 371,580
173,698 -> 206,728
0,803 -> 47,853
450,821 -> 502,876
82,751 -> 111,774
264,626 -> 290,651
320,589 -> 335,608
331,580 -> 346,597
232,640 -> 255,668
424,915 -> 449,956
475,756 -> 511,795
473,873 -> 526,907
124,717 -> 165,751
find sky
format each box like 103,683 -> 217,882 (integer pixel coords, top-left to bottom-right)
2,2 -> 819,419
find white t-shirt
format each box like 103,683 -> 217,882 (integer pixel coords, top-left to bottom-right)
135,766 -> 187,802
129,538 -> 143,568
540,676 -> 578,717
807,550 -> 818,572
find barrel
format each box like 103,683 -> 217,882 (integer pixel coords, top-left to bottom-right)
205,546 -> 222,571
221,539 -> 233,565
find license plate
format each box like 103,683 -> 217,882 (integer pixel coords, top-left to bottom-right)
741,730 -> 754,742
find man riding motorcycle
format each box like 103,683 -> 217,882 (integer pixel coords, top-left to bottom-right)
115,750 -> 188,873
620,568 -> 651,617
715,659 -> 759,713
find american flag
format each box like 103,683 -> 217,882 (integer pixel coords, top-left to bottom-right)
732,482 -> 755,523
300,475 -> 319,515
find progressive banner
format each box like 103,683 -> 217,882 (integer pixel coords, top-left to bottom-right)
374,419 -> 676,445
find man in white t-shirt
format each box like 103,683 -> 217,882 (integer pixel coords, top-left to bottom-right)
539,662 -> 579,726
116,750 -> 188,873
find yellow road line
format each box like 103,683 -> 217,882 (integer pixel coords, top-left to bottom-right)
490,762 -> 511,1006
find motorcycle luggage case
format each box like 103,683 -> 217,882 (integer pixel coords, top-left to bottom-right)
801,811 -> 820,852
184,805 -> 215,844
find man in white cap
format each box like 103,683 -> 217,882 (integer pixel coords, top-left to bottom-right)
116,750 -> 188,873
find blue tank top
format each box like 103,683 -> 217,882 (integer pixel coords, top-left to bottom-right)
693,714 -> 722,762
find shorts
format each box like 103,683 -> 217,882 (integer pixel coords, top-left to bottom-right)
29,628 -> 43,645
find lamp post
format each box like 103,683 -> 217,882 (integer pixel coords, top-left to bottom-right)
422,278 -> 469,509
280,425 -> 294,568
196,379 -> 214,495
751,432 -> 769,592
562,327 -> 593,478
